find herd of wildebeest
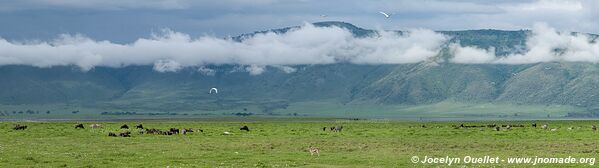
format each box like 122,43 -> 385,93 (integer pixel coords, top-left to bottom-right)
428,122 -> 599,132
9,123 -> 347,138
10,122 -> 598,138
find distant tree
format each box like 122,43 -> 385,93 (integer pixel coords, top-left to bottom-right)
46,110 -> 51,114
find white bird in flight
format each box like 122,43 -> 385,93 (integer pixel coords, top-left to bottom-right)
209,88 -> 218,94
379,11 -> 391,18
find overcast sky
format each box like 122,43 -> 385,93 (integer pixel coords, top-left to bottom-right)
0,0 -> 597,43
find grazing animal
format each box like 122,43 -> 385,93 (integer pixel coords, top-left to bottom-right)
145,128 -> 160,134
135,124 -> 144,129
13,124 -> 27,130
506,125 -> 512,130
223,131 -> 232,135
532,123 -> 537,127
120,124 -> 129,129
541,124 -> 548,130
421,125 -> 426,128
75,124 -> 84,129
332,125 -> 343,132
169,128 -> 180,134
550,128 -> 558,132
495,126 -> 500,131
119,131 -> 131,137
322,127 -> 327,131
568,127 -> 574,130
308,146 -> 320,156
108,132 -> 117,137
182,128 -> 194,135
593,125 -> 597,131
90,124 -> 101,129
240,126 -> 250,132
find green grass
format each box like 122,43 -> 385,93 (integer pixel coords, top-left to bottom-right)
1,120 -> 599,167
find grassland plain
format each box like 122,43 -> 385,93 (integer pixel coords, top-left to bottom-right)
1,119 -> 599,167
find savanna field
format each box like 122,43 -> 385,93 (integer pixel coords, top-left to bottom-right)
1,119 -> 599,167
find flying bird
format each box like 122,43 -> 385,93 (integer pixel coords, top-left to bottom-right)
209,87 -> 218,94
379,11 -> 391,18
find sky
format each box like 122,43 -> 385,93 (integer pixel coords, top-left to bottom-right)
2,0 -> 599,74
0,0 -> 597,43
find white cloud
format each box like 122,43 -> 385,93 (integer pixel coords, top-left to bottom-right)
245,65 -> 266,75
14,0 -> 191,10
451,22 -> 599,64
3,22 -> 599,75
197,66 -> 216,76
0,23 -> 448,74
273,65 -> 297,73
449,44 -> 496,64
153,59 -> 182,72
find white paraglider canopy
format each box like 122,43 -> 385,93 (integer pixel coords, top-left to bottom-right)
209,88 -> 218,94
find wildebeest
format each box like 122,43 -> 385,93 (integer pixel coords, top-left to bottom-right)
421,125 -> 426,128
108,132 -> 117,137
240,126 -> 250,132
182,128 -> 194,135
136,124 -> 144,129
119,131 -> 131,137
120,124 -> 129,129
75,124 -> 84,129
495,126 -> 500,131
332,125 -> 343,132
90,124 -> 101,129
169,128 -> 180,134
13,124 -> 27,130
593,125 -> 597,131
145,128 -> 161,134
322,127 -> 327,131
532,123 -> 537,128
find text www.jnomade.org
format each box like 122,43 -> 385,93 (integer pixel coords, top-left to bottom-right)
411,155 -> 595,166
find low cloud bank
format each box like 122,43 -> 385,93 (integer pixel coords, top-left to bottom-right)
0,23 -> 446,74
450,23 -> 599,64
1,22 -> 599,74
